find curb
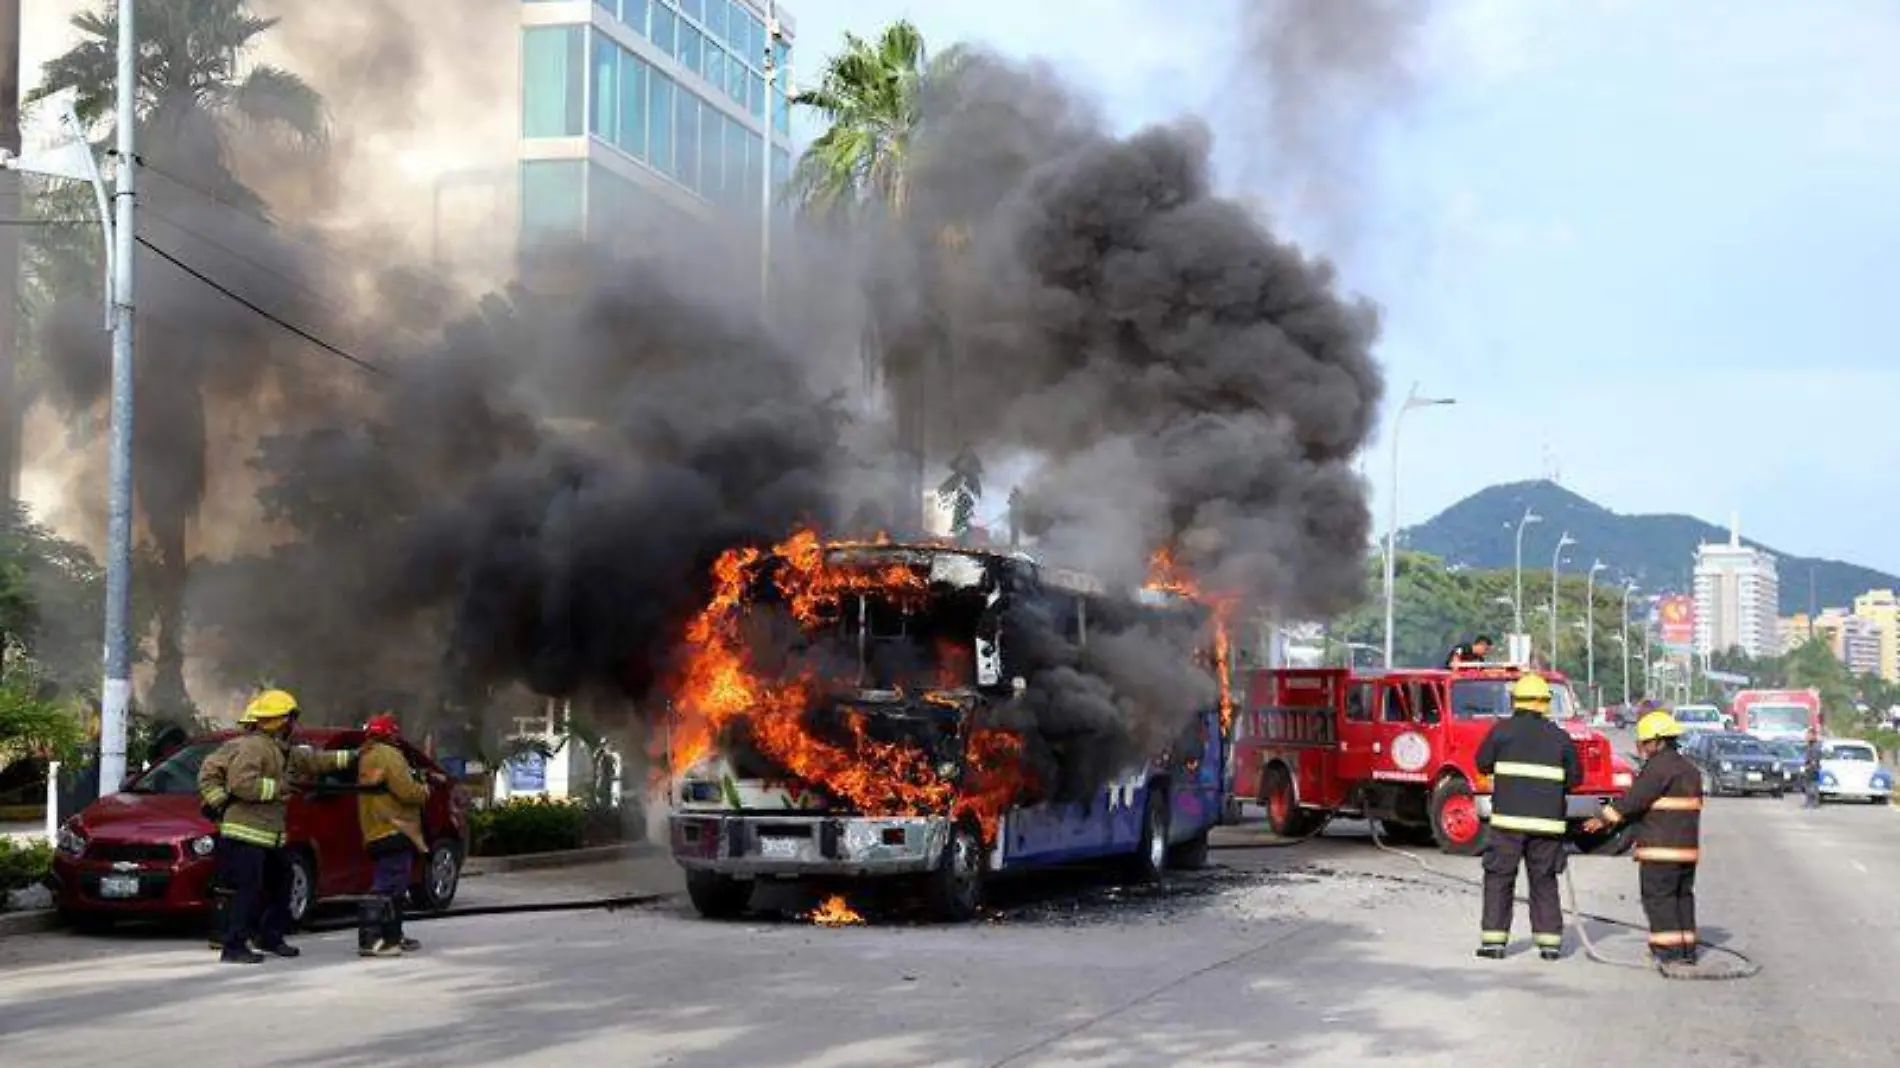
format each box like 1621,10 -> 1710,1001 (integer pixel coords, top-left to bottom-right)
0,909 -> 59,938
462,840 -> 660,876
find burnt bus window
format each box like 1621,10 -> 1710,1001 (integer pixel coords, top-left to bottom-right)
1346,682 -> 1375,722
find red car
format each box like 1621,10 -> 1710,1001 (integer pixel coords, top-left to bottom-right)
50,728 -> 469,928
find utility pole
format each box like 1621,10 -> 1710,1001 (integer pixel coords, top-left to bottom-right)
0,0 -> 21,502
1621,581 -> 1638,710
1586,559 -> 1606,711
1512,507 -> 1541,638
1381,383 -> 1455,668
1548,531 -> 1574,669
98,0 -> 139,796
759,0 -> 781,317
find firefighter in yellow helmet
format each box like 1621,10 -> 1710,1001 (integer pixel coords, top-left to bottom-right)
1473,672 -> 1582,960
1583,710 -> 1704,965
196,689 -> 355,964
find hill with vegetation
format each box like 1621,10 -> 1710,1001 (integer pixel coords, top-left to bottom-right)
1401,481 -> 1898,614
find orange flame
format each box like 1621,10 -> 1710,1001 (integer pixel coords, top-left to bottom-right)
1144,547 -> 1238,734
809,894 -> 865,926
663,529 -> 1033,845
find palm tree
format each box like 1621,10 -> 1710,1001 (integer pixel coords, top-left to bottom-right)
28,0 -> 325,721
791,21 -> 972,535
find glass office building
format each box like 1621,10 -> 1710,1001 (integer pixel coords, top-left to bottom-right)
519,0 -> 796,246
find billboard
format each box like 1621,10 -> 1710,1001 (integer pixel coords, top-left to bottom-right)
1658,595 -> 1695,649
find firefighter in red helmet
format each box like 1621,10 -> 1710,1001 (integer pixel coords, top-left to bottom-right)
355,712 -> 430,957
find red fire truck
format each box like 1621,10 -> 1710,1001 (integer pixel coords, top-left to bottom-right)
1231,663 -> 1636,854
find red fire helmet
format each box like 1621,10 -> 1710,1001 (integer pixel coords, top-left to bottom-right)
364,713 -> 401,739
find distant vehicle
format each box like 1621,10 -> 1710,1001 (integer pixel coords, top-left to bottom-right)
1673,705 -> 1727,733
1760,739 -> 1808,782
1680,731 -> 1786,797
50,728 -> 469,929
1730,689 -> 1822,743
1232,663 -> 1633,856
1815,740 -> 1894,804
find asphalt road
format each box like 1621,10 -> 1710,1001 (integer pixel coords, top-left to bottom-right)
2,795 -> 1894,1067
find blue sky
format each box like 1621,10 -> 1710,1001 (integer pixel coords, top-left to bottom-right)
782,0 -> 1900,574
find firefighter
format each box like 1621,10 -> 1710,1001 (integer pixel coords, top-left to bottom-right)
1802,728 -> 1822,808
1474,672 -> 1580,961
1447,635 -> 1494,668
197,690 -> 355,964
356,713 -> 430,958
1583,710 -> 1703,964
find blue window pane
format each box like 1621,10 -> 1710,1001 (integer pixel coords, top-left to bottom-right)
772,146 -> 790,190
706,42 -> 724,88
622,0 -> 649,35
648,71 -> 676,175
723,114 -> 747,208
522,26 -> 584,137
618,49 -> 648,158
774,40 -> 790,71
521,159 -> 584,238
680,0 -> 704,22
744,129 -> 763,217
722,2 -> 744,48
702,0 -> 725,44
677,90 -> 702,192
651,3 -> 677,52
679,24 -> 702,73
593,0 -> 619,21
746,14 -> 765,67
772,86 -> 789,132
687,91 -> 710,190
590,31 -> 618,140
747,72 -> 764,119
726,51 -> 746,101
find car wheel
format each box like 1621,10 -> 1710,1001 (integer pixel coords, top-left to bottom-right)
685,870 -> 754,920
1429,777 -> 1487,856
923,824 -> 986,922
410,840 -> 463,911
1263,764 -> 1322,837
284,850 -> 316,928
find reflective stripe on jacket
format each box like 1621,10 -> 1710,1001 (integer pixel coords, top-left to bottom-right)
1603,745 -> 1702,864
197,732 -> 355,848
1476,712 -> 1582,837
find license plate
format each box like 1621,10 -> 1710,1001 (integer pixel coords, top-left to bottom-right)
759,837 -> 800,859
99,875 -> 139,898
1746,772 -> 1762,782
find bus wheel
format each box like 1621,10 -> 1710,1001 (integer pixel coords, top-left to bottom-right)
1429,778 -> 1487,856
1168,831 -> 1211,870
924,825 -> 985,922
1127,788 -> 1170,883
685,871 -> 754,920
1263,764 -> 1320,838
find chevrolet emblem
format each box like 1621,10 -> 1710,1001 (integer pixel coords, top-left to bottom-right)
111,861 -> 138,872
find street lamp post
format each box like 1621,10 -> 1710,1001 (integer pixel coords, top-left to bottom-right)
1586,560 -> 1607,711
1548,532 -> 1575,668
1621,581 -> 1638,709
1513,507 -> 1542,638
1381,382 -> 1456,669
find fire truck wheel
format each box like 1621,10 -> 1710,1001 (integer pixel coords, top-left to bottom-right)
685,870 -> 754,920
924,825 -> 985,922
1262,764 -> 1320,837
1428,778 -> 1488,856
1126,787 -> 1170,883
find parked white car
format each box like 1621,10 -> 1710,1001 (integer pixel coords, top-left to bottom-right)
1674,705 -> 1727,733
1817,740 -> 1894,803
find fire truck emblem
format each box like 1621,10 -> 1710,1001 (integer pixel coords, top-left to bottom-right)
1390,731 -> 1431,773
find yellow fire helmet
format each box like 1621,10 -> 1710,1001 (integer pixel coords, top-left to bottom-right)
240,688 -> 300,724
1636,710 -> 1685,743
1511,672 -> 1553,712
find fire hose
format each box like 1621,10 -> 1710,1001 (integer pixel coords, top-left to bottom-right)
291,893 -> 672,935
1214,821 -> 1761,980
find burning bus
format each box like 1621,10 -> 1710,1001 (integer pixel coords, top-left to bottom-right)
663,533 -> 1228,921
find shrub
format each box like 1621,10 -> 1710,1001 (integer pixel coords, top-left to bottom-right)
470,797 -> 586,857
0,837 -> 53,907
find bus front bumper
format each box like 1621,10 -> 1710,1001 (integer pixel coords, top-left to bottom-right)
668,813 -> 950,877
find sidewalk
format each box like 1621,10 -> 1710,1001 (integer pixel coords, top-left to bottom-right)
452,845 -> 685,909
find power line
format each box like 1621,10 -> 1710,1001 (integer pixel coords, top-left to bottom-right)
134,234 -> 393,379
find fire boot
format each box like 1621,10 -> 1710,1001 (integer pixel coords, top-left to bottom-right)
1474,945 -> 1506,961
381,894 -> 421,953
358,898 -> 399,958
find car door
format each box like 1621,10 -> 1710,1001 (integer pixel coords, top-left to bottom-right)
303,735 -> 369,897
1336,680 -> 1381,796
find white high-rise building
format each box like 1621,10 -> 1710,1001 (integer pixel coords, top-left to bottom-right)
1692,520 -> 1780,659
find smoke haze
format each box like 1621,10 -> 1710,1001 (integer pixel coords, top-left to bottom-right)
21,4 -> 1384,798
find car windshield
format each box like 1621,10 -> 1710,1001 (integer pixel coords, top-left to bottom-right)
1825,744 -> 1875,762
1748,704 -> 1810,731
1763,741 -> 1803,758
127,741 -> 221,796
1676,706 -> 1720,723
1712,736 -> 1766,755
1450,678 -> 1578,720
